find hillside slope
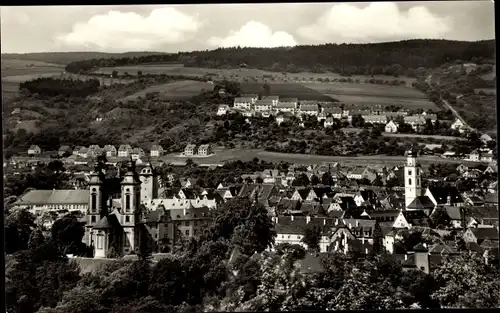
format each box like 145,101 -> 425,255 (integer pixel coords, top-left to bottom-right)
64,39 -> 495,75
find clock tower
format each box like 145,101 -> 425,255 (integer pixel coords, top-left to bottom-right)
140,162 -> 158,202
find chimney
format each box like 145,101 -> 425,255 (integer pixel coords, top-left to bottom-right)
405,254 -> 408,261
362,237 -> 365,244
423,243 -> 427,248
183,208 -> 186,216
447,196 -> 451,205
335,219 -> 339,226
348,223 -> 352,229
356,220 -> 359,227
365,248 -> 368,255
291,215 -> 294,221
306,216 -> 311,223
323,219 -> 326,225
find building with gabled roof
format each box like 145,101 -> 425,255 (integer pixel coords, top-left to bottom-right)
150,144 -> 164,157
118,144 -> 132,158
28,145 -> 41,155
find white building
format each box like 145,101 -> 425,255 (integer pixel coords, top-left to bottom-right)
217,105 -> 230,116
28,145 -> 41,155
275,102 -> 296,114
254,100 -> 273,112
150,145 -> 164,157
385,120 -> 399,133
364,115 -> 388,124
450,118 -> 466,133
233,97 -> 254,110
405,149 -> 422,208
404,115 -> 427,131
261,96 -> 279,107
299,103 -> 319,116
118,145 -> 133,158
322,107 -> 343,119
324,117 -> 335,128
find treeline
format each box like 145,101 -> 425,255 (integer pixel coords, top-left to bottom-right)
65,39 -> 495,75
19,77 -> 100,98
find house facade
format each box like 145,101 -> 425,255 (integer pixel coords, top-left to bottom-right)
385,120 -> 399,133
28,145 -> 41,155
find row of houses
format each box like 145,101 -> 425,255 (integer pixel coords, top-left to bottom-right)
183,144 -> 213,156
27,144 -> 166,158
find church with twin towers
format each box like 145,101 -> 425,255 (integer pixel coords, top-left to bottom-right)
81,148 -> 432,258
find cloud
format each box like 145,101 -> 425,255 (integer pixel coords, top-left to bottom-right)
297,3 -> 452,43
55,7 -> 203,51
208,21 -> 297,48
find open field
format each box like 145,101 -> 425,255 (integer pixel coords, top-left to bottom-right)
303,82 -> 438,110
382,133 -> 467,141
160,148 -> 470,167
481,65 -> 495,80
1,59 -> 64,77
120,80 -> 215,102
93,65 -> 416,84
241,83 -> 336,101
474,88 -> 496,95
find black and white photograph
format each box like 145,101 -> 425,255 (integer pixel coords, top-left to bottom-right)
2,1 -> 498,311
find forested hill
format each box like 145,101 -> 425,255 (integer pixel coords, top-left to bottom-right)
64,39 -> 495,75
1,51 -> 169,65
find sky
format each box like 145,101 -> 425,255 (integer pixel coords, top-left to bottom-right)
1,2 -> 495,54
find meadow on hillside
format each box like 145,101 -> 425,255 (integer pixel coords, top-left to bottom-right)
304,82 -> 438,110
120,80 -> 215,102
241,83 -> 337,101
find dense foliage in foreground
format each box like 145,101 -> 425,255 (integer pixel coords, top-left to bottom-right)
5,197 -> 500,313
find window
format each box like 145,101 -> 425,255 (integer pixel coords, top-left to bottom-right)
417,178 -> 420,185
185,229 -> 190,236
194,221 -> 198,227
124,238 -> 129,247
155,233 -> 158,238
185,221 -> 190,226
91,193 -> 97,212
408,170 -> 412,176
288,235 -> 291,239
416,169 -> 419,175
125,216 -> 130,223
96,235 -> 102,249
125,194 -> 130,212
409,178 -> 412,185
91,216 -> 96,223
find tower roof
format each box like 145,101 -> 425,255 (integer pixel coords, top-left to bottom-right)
89,166 -> 104,185
121,157 -> 142,185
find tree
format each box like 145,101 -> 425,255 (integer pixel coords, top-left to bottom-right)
431,252 -> 500,308
321,172 -> 334,186
203,198 -> 276,255
310,174 -> 320,186
292,173 -> 310,186
262,83 -> 271,97
5,209 -> 36,254
51,215 -> 88,255
301,224 -> 321,252
28,228 -> 45,250
6,241 -> 81,313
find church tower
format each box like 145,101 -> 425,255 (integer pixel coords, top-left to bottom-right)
86,166 -> 105,247
121,158 -> 142,254
405,148 -> 422,208
140,162 -> 158,202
